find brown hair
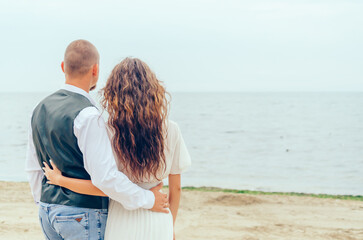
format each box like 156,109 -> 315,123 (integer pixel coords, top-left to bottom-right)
64,39 -> 99,76
101,57 -> 169,182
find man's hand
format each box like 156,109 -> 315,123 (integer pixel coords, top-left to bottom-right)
150,182 -> 169,213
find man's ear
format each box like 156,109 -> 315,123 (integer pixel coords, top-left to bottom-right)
92,64 -> 98,76
61,61 -> 65,73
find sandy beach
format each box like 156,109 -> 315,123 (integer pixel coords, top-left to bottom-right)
0,181 -> 362,240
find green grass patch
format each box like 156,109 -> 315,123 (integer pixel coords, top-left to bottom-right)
175,186 -> 363,201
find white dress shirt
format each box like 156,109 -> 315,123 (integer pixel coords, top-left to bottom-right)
25,84 -> 155,210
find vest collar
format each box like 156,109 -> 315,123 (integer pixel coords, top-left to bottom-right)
62,84 -> 97,106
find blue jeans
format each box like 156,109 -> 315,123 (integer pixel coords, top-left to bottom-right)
38,202 -> 108,240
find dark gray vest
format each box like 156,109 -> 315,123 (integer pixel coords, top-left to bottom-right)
31,89 -> 109,209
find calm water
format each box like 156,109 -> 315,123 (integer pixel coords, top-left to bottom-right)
0,92 -> 362,195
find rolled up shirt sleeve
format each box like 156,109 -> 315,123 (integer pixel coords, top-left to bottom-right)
74,107 -> 155,210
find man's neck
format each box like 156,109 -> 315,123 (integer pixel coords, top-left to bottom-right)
65,79 -> 91,93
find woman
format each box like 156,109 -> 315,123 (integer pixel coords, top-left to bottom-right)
43,57 -> 191,240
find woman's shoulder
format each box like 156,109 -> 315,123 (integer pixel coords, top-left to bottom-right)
164,120 -> 183,150
167,119 -> 179,130
166,120 -> 181,138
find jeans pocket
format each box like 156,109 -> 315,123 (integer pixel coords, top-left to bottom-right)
54,213 -> 89,240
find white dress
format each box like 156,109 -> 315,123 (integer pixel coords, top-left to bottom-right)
104,120 -> 191,240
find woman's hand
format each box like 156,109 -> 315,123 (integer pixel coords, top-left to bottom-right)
43,160 -> 63,186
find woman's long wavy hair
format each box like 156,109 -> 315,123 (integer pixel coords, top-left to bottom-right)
101,57 -> 169,182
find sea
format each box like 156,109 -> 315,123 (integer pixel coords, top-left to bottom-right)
0,92 -> 362,196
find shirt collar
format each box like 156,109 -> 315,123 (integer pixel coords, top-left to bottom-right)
61,84 -> 97,106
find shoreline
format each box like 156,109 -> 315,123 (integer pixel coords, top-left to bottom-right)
2,181 -> 361,201
1,181 -> 363,239
181,186 -> 363,201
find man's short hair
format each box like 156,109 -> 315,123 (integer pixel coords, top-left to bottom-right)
64,40 -> 99,77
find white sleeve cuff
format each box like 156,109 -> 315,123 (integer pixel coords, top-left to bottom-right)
143,190 -> 155,209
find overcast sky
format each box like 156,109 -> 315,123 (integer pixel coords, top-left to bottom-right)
0,0 -> 362,92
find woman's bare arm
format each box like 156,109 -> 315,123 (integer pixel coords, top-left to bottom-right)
43,161 -> 107,197
168,174 -> 181,225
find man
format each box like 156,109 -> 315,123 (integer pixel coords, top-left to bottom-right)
25,39 -> 169,239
